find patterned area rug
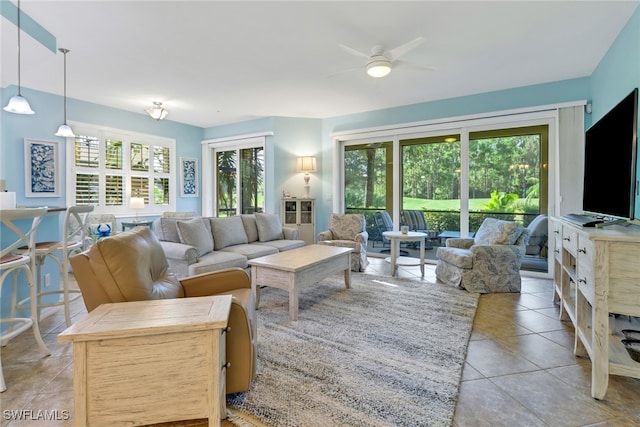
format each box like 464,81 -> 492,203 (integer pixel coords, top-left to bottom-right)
225,273 -> 479,427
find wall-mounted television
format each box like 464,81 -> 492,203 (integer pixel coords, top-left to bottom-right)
583,88 -> 638,220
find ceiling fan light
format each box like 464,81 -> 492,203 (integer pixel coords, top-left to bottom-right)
366,61 -> 391,78
145,102 -> 168,120
4,94 -> 35,114
55,124 -> 76,138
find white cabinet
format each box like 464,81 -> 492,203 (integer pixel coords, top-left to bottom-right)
281,199 -> 315,245
551,217 -> 640,399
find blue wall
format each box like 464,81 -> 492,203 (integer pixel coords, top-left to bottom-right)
1,5 -> 638,324
589,7 -> 640,216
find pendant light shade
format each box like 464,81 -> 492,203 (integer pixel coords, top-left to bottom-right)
4,95 -> 34,114
4,0 -> 34,115
54,48 -> 75,138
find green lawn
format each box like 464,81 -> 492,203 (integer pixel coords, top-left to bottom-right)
402,197 -> 491,211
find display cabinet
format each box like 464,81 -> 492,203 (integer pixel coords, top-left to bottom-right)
550,217 -> 640,399
282,199 -> 315,245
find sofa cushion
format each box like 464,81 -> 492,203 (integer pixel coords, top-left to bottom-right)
220,243 -> 278,259
189,251 -> 248,276
474,218 -> 522,246
254,239 -> 305,252
210,216 -> 248,250
153,218 -> 181,243
176,218 -> 214,256
255,213 -> 283,242
241,214 -> 259,243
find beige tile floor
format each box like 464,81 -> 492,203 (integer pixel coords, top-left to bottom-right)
2,258 -> 640,426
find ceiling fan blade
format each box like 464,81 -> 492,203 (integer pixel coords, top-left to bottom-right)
327,67 -> 362,78
395,59 -> 436,71
339,44 -> 371,59
387,36 -> 425,62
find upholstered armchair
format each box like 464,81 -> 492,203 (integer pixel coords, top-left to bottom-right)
317,213 -> 369,272
70,227 -> 256,394
435,218 -> 530,293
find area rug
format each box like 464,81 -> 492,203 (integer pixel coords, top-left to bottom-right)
225,273 -> 480,427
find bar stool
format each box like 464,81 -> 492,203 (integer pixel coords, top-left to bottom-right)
16,205 -> 94,327
1,208 -> 51,393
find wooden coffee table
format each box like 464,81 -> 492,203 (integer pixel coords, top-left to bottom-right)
248,245 -> 353,321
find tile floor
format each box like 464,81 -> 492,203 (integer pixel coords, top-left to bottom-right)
2,257 -> 640,426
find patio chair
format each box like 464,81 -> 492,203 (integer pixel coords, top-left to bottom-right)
400,210 -> 437,249
372,211 -> 393,249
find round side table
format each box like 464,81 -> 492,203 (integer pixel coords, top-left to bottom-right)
382,231 -> 427,277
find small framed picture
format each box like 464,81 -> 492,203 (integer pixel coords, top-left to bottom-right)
180,157 -> 199,197
25,139 -> 61,197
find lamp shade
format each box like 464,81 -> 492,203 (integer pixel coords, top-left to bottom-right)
4,95 -> 34,114
55,124 -> 75,138
129,197 -> 145,209
296,156 -> 317,173
145,102 -> 168,120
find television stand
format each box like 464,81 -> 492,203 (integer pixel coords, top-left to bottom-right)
594,218 -> 630,228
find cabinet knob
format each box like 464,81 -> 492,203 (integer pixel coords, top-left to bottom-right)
578,278 -> 587,284
578,248 -> 587,254
222,326 -> 231,334
554,230 -> 560,234
554,249 -> 560,254
222,362 -> 231,370
563,236 -> 571,241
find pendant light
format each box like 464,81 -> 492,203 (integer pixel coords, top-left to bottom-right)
4,0 -> 34,114
55,48 -> 75,137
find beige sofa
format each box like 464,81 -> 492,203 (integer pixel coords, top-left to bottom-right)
153,213 -> 305,278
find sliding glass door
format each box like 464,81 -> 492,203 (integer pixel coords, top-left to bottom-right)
342,124 -> 549,272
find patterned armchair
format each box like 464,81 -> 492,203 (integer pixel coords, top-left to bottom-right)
318,213 -> 369,272
435,218 -> 530,293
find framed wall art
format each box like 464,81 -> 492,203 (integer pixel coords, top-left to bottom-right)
24,139 -> 61,197
180,157 -> 199,197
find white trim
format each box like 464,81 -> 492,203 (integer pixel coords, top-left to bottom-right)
202,131 -> 274,145
330,101 -> 586,140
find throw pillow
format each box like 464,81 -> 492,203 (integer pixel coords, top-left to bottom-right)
152,218 -> 181,243
176,218 -> 214,256
255,213 -> 283,242
474,218 -> 521,245
210,216 -> 249,250
241,214 -> 259,243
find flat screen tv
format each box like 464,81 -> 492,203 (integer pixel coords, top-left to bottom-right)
583,88 -> 638,220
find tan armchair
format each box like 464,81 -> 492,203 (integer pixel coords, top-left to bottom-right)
317,213 -> 369,272
69,227 -> 256,394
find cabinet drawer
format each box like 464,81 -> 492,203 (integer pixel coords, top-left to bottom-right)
562,228 -> 578,256
553,236 -> 562,261
577,236 -> 595,304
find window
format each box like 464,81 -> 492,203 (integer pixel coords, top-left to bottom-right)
214,145 -> 265,216
67,123 -> 176,214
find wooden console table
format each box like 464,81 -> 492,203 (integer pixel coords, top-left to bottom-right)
550,217 -> 640,399
58,296 -> 232,426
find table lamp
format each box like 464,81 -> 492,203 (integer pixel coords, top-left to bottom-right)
130,197 -> 144,221
296,156 -> 317,198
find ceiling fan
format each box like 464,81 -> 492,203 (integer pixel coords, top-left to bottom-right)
338,36 -> 435,78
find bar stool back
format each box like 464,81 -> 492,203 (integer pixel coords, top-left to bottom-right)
0,208 -> 51,392
16,205 -> 94,327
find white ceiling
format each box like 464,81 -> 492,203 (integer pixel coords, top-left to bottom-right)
2,1 -> 638,128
